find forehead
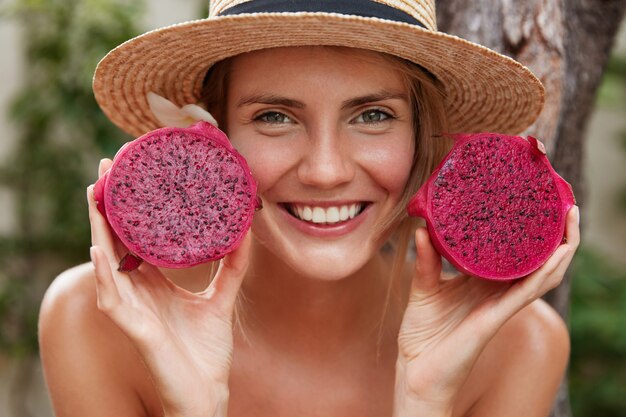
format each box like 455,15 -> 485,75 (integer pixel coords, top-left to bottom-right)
227,46 -> 409,93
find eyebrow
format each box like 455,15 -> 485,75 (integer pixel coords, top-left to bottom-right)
237,94 -> 305,109
341,91 -> 409,109
236,90 -> 409,109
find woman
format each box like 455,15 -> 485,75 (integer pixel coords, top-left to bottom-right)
39,1 -> 579,416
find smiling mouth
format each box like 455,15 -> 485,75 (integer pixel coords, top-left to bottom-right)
282,203 -> 368,225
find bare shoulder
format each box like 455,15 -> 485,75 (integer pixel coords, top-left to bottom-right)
40,263 -> 97,319
462,299 -> 570,417
492,298 -> 570,371
40,262 -> 115,343
39,264 -> 157,416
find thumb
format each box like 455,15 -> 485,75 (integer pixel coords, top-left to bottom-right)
201,232 -> 252,314
98,158 -> 113,178
411,227 -> 442,296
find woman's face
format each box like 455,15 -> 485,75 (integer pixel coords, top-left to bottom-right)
225,47 -> 415,280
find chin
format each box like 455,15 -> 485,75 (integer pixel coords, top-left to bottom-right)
292,259 -> 367,281
259,235 -> 382,282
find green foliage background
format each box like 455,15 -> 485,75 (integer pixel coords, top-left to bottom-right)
0,0 -> 139,357
0,1 -> 623,416
570,249 -> 626,416
568,53 -> 626,417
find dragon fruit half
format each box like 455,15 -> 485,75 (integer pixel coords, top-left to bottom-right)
408,133 -> 575,281
94,121 -> 258,270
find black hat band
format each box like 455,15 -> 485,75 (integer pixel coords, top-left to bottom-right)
218,0 -> 426,28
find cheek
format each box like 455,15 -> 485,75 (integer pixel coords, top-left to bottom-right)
227,137 -> 298,193
357,137 -> 415,195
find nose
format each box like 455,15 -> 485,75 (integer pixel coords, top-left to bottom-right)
296,127 -> 356,189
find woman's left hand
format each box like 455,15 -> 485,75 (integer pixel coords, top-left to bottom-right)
393,206 -> 579,417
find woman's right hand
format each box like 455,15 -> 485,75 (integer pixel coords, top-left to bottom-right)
88,159 -> 249,417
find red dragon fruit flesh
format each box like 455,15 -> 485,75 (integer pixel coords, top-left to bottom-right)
94,121 -> 258,271
408,133 -> 575,281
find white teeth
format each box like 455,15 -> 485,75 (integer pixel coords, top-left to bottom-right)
302,206 -> 313,221
326,207 -> 340,223
349,204 -> 356,218
312,207 -> 326,223
339,206 -> 349,221
290,203 -> 364,224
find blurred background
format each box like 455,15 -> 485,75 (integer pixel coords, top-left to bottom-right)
0,1 -> 624,416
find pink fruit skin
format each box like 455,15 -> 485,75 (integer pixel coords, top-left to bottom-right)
117,253 -> 143,272
94,121 -> 258,269
408,133 -> 575,281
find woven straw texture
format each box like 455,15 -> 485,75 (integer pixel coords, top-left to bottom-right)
93,3 -> 544,137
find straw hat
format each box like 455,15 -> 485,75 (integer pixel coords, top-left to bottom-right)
93,0 -> 545,137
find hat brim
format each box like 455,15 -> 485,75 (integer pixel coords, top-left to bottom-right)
93,12 -> 544,137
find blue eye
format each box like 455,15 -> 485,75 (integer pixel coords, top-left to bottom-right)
356,109 -> 392,123
256,111 -> 292,124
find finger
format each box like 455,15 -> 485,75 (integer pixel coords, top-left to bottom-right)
412,227 -> 442,294
546,247 -> 575,291
87,185 -> 121,268
492,244 -> 571,322
98,158 -> 113,178
488,204 -> 579,310
88,186 -> 140,296
540,207 -> 579,292
201,232 -> 252,314
88,180 -> 130,262
91,245 -> 123,317
449,219 -> 576,347
91,247 -> 163,350
518,206 -> 580,296
564,205 -> 580,248
537,205 -> 579,286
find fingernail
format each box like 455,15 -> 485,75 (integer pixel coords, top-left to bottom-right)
90,246 -> 97,266
574,206 -> 580,225
98,159 -> 106,172
86,185 -> 94,204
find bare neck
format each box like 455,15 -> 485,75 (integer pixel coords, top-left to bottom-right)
237,239 -> 404,361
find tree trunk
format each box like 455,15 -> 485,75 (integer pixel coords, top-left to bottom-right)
548,0 -> 626,313
436,1 -> 626,416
